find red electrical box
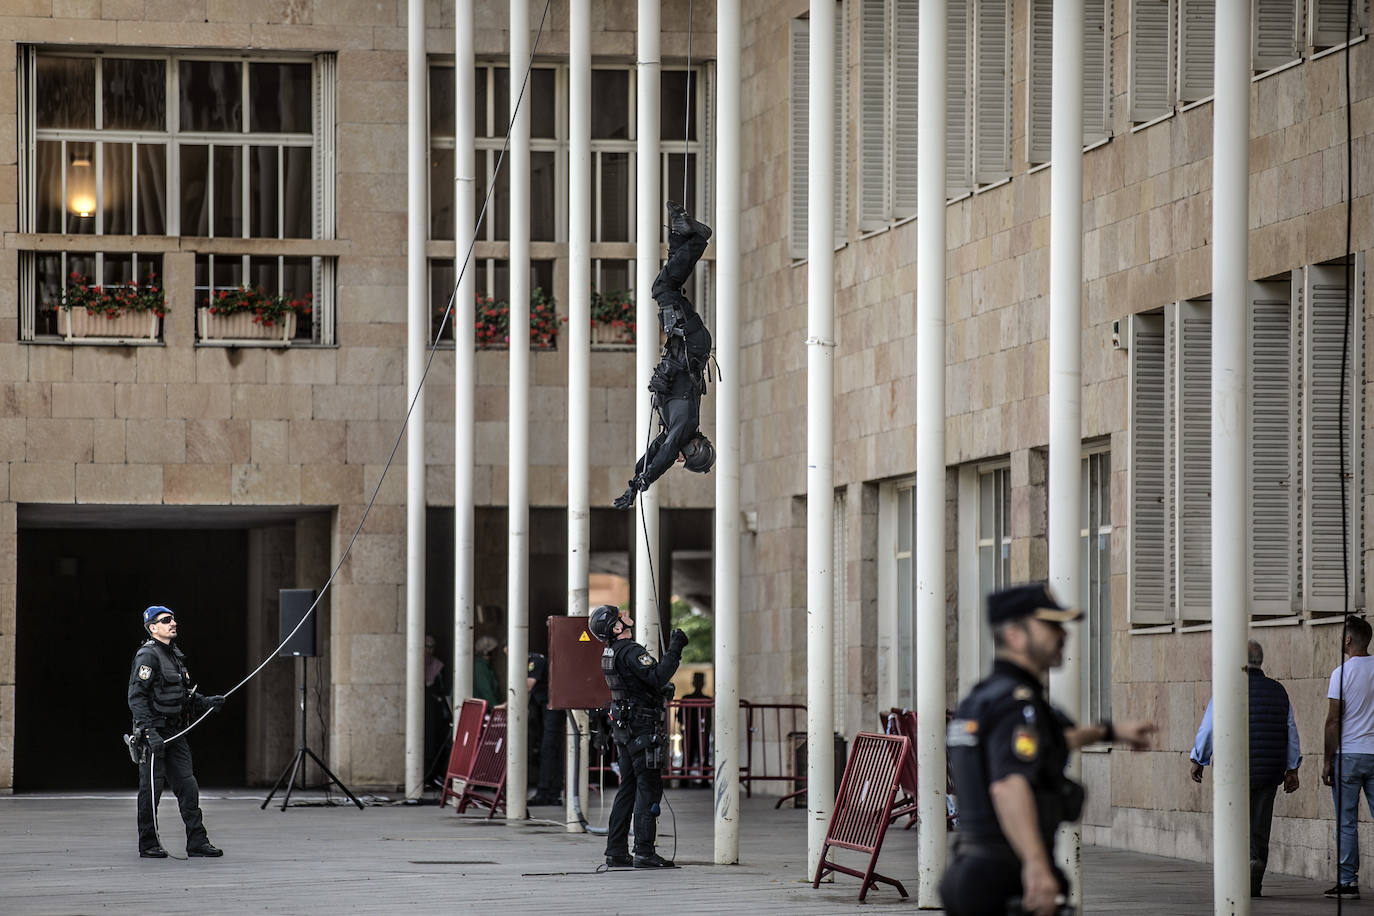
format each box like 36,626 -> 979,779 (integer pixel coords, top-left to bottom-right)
546,616 -> 612,711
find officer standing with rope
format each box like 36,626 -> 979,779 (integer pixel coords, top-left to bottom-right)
940,584 -> 1156,915
587,604 -> 688,868
613,202 -> 715,510
127,605 -> 225,859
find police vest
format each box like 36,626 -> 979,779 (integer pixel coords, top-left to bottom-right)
602,640 -> 665,736
137,640 -> 191,718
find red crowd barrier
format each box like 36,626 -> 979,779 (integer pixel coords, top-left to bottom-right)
666,698 -> 715,783
881,707 -> 957,830
439,698 -> 488,809
812,732 -> 909,902
452,706 -> 508,819
740,700 -> 806,801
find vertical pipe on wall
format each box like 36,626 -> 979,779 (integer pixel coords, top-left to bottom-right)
714,0 -> 742,867
566,0 -> 592,834
403,0 -> 427,801
452,0 -> 476,743
1211,1 -> 1252,911
635,0 -> 662,654
1046,0 -> 1085,904
805,0 -> 836,880
915,0 -> 948,905
506,0 -> 531,824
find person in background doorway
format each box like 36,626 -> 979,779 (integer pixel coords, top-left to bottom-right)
423,634 -> 452,788
472,635 -> 501,707
527,650 -> 565,806
678,672 -> 711,786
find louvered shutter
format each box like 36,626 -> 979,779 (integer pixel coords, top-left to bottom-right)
892,0 -> 920,217
314,53 -> 337,242
1312,0 -> 1369,49
859,0 -> 889,230
1253,0 -> 1299,70
947,0 -> 972,194
1178,0 -> 1215,102
1130,314 -> 1170,624
1165,304 -> 1178,617
974,0 -> 1012,183
1027,0 -> 1053,165
1177,299 -> 1211,620
1084,0 -> 1111,142
790,18 -> 810,259
1130,0 -> 1173,121
1303,264 -> 1356,612
833,2 -> 848,245
1249,279 -> 1297,614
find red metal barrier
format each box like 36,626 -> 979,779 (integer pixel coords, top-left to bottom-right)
740,700 -> 806,801
439,698 -> 487,809
881,708 -> 957,830
454,706 -> 507,819
812,732 -> 909,902
666,698 -> 714,783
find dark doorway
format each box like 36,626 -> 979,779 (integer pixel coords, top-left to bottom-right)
16,528 -> 249,790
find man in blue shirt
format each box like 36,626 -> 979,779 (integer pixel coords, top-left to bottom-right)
1189,639 -> 1301,898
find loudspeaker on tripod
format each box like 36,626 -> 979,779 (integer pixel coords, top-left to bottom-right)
278,589 -> 317,657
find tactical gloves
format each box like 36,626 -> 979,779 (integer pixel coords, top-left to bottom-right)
668,628 -> 689,654
613,476 -> 647,510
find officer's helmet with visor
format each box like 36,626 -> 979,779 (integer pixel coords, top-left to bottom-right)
587,604 -> 621,643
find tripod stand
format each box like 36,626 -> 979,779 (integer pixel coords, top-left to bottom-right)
262,656 -> 363,811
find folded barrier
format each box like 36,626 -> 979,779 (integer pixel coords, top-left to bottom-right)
453,706 -> 508,819
439,698 -> 488,809
812,732 -> 909,902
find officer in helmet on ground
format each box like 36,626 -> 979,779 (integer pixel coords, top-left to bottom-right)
127,605 -> 226,859
587,603 -> 689,868
613,201 -> 716,510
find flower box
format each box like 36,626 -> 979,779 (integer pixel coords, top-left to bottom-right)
198,307 -> 297,342
61,308 -> 161,341
591,322 -> 635,347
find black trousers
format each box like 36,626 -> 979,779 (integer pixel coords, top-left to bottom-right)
136,738 -> 208,853
1250,780 -> 1280,887
939,848 -> 1068,916
605,736 -> 664,858
538,708 -> 565,796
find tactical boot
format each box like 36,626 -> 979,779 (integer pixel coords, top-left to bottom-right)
633,852 -> 676,868
188,843 -> 224,858
605,854 -> 634,867
139,846 -> 168,859
686,213 -> 712,241
666,201 -> 693,237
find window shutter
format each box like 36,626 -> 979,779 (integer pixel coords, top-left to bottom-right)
1312,0 -> 1369,49
1253,0 -> 1300,70
947,0 -> 972,195
314,53 -> 337,242
1177,299 -> 1211,620
1026,0 -> 1053,165
1083,0 -> 1112,143
1178,0 -> 1215,102
859,0 -> 890,230
1130,0 -> 1173,121
1129,314 -> 1170,624
790,18 -> 810,259
891,0 -> 920,217
833,1 -> 848,246
1303,263 -> 1357,612
974,0 -> 1012,183
1249,279 -> 1297,613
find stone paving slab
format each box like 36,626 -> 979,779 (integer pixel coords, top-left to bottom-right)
0,787 -> 1347,914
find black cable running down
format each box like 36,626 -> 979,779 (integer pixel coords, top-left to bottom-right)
1335,1 -> 1356,910
161,0 -> 556,749
682,0 -> 694,208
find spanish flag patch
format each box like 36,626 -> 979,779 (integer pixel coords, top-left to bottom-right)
1012,726 -> 1038,761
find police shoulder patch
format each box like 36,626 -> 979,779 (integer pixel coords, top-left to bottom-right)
1012,725 -> 1038,761
638,653 -> 654,667
1012,685 -> 1033,700
137,665 -> 152,681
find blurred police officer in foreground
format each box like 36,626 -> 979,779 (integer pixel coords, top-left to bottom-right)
940,584 -> 1157,916
127,605 -> 225,859
588,604 -> 688,868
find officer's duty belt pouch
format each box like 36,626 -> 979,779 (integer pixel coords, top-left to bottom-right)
1059,777 -> 1085,822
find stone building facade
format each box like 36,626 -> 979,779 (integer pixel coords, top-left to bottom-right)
2,0 -> 1372,887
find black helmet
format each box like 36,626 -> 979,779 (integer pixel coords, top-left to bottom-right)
682,434 -> 715,473
588,605 -> 620,643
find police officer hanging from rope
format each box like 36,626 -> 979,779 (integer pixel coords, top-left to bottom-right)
125,605 -> 226,859
587,603 -> 688,868
940,584 -> 1157,916
613,202 -> 716,510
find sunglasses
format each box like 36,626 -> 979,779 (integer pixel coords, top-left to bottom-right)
152,616 -> 175,625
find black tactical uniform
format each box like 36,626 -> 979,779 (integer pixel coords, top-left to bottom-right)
615,205 -> 713,508
940,658 -> 1079,916
127,636 -> 218,856
602,635 -> 684,864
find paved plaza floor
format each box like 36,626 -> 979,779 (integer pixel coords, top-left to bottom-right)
0,785 -> 1344,914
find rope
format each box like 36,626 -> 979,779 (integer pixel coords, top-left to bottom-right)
161,0 -> 556,748
682,0 -> 694,207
